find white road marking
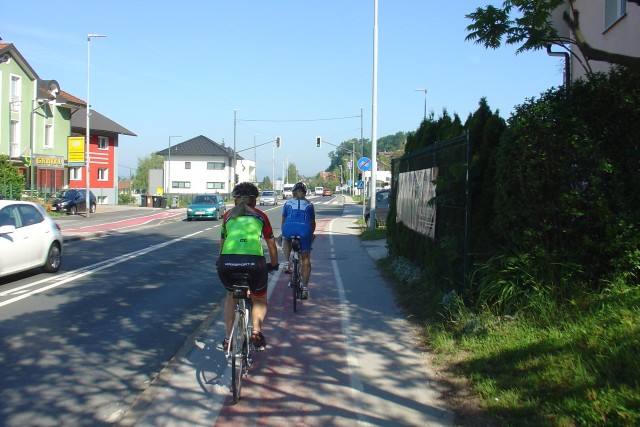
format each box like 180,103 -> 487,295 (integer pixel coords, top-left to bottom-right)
0,229 -> 207,308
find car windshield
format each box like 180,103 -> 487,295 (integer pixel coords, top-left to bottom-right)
261,192 -> 274,197
377,192 -> 389,203
192,196 -> 215,204
56,190 -> 79,198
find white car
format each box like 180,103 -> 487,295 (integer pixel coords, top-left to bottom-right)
258,190 -> 278,205
0,200 -> 63,277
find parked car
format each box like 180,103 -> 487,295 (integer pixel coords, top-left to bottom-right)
50,189 -> 96,215
364,189 -> 391,227
322,189 -> 332,197
0,200 -> 63,277
259,190 -> 278,205
186,194 -> 226,221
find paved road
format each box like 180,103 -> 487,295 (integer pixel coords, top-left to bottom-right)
113,204 -> 454,427
51,201 -> 454,426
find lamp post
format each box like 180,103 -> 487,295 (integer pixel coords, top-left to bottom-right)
167,135 -> 181,196
86,33 -> 106,218
253,133 -> 259,183
414,88 -> 427,122
233,109 -> 240,189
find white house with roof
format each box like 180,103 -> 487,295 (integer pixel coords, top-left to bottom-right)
156,135 -> 255,195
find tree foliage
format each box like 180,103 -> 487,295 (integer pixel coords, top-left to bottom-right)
493,66 -> 640,285
0,154 -> 26,200
466,0 -> 640,74
132,153 -> 164,193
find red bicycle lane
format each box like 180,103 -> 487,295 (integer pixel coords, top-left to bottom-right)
213,225 -> 367,426
61,210 -> 184,237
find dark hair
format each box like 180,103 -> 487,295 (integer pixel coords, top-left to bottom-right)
292,182 -> 307,195
232,182 -> 259,198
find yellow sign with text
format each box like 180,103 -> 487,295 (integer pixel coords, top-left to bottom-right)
68,136 -> 85,164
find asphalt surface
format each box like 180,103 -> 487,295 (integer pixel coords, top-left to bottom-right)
55,202 -> 451,426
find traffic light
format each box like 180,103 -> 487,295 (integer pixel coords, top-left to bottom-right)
276,136 -> 281,148
316,136 -> 321,148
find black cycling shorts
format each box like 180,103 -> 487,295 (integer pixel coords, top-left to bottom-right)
217,254 -> 268,296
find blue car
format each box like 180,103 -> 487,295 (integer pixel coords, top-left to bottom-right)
186,194 -> 226,221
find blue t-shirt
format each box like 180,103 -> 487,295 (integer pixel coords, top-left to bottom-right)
281,198 -> 315,224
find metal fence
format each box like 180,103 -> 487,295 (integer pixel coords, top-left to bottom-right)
391,132 -> 471,291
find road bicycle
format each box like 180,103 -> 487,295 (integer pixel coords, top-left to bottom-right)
227,273 -> 253,403
289,236 -> 304,313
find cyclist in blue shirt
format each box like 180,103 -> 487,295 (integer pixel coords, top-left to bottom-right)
281,182 -> 316,299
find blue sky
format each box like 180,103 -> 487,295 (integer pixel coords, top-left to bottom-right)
3,1 -> 564,180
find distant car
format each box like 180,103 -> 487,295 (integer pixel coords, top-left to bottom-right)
50,189 -> 96,215
364,189 -> 391,227
282,184 -> 294,199
0,200 -> 63,277
259,190 -> 278,206
322,189 -> 332,197
187,194 -> 226,221
314,187 -> 324,196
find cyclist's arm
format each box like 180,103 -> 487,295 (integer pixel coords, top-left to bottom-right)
265,236 -> 279,267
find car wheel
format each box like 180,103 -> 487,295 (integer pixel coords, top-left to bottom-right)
90,203 -> 96,214
43,242 -> 62,273
187,217 -> 192,221
70,205 -> 77,215
214,211 -> 219,221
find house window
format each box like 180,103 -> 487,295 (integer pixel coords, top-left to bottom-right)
98,168 -> 108,181
185,162 -> 191,169
172,181 -> 191,188
44,124 -> 53,149
70,167 -> 82,181
605,0 -> 626,29
207,162 -> 225,170
9,120 -> 20,157
207,182 -> 224,189
98,136 -> 109,150
10,75 -> 20,112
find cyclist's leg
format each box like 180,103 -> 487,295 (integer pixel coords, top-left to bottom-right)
301,251 -> 312,287
248,258 -> 268,349
282,237 -> 291,262
217,254 -> 238,349
224,292 -> 235,338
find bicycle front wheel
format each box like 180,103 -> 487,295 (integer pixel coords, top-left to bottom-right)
231,311 -> 246,402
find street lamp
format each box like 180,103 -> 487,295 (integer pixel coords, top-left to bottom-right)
86,33 -> 106,218
233,109 -> 240,189
167,135 -> 181,195
253,133 -> 260,183
414,88 -> 427,122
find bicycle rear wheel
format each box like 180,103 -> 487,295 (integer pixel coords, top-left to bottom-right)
231,311 -> 246,402
292,259 -> 299,313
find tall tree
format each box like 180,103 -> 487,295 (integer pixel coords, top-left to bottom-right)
466,0 -> 640,74
286,162 -> 299,184
132,153 -> 164,193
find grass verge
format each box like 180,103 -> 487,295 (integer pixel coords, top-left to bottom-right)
364,231 -> 640,426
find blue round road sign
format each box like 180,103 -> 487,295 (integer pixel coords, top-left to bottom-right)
357,157 -> 371,172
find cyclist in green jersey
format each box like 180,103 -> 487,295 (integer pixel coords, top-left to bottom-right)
217,182 -> 279,351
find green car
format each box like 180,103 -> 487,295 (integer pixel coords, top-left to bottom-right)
186,194 -> 227,221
